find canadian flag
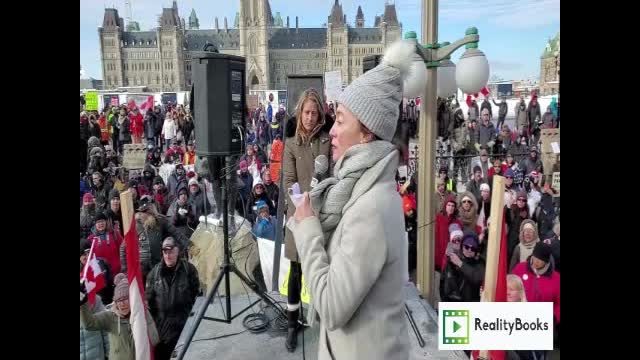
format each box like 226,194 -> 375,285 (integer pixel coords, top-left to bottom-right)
466,86 -> 490,107
139,96 -> 155,113
80,239 -> 106,305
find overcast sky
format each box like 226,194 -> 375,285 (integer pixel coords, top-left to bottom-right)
80,0 -> 559,81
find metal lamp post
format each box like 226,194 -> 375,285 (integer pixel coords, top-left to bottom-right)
408,0 -> 490,306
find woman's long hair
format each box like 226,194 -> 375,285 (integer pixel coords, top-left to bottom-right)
294,89 -> 325,144
507,274 -> 527,302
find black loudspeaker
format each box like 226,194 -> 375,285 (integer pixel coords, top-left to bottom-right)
191,51 -> 246,156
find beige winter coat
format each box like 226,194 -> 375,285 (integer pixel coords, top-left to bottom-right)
292,152 -> 410,360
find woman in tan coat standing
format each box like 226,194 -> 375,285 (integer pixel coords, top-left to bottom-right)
282,88 -> 331,352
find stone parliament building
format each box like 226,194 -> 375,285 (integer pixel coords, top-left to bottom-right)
99,0 -> 402,92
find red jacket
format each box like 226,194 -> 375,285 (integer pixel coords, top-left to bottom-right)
512,260 -> 560,324
98,115 -> 111,142
87,228 -> 123,275
129,113 -> 144,137
434,214 -> 463,272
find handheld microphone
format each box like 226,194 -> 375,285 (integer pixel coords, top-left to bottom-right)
310,154 -> 329,188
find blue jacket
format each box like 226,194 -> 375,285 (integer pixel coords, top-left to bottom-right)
267,103 -> 273,122
253,216 -> 276,240
80,297 -> 109,360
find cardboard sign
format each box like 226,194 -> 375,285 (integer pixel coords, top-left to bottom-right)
552,172 -> 560,194
247,94 -> 259,109
122,144 -> 147,170
324,70 -> 342,102
85,92 -> 98,111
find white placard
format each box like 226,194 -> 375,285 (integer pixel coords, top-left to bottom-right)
439,302 -> 554,350
550,142 -> 560,154
324,70 -> 343,102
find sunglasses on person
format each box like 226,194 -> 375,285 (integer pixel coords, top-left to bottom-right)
451,238 -> 461,244
517,198 -> 526,202
463,245 -> 477,251
505,176 -> 513,179
462,200 -> 473,204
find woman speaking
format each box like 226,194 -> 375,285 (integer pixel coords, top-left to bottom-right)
291,40 -> 422,360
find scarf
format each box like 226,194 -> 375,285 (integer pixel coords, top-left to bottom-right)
519,239 -> 539,263
309,140 -> 397,241
305,140 -> 397,327
531,257 -> 550,277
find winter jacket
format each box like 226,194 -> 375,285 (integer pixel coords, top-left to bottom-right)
117,117 -> 131,143
92,183 -> 112,212
89,121 -> 102,139
153,111 -> 164,136
512,258 -> 561,324
183,150 -> 196,165
237,172 -> 254,215
256,119 -> 271,146
291,149 -> 409,360
283,124 -> 332,262
105,207 -> 123,237
129,113 -> 143,138
541,110 -> 556,128
180,120 -> 194,143
189,186 -> 212,220
492,99 -> 508,118
146,260 -> 200,348
164,147 -> 184,165
140,164 -> 156,192
245,190 -> 275,225
480,100 -> 492,117
505,204 -> 530,262
263,182 -> 279,214
465,179 -> 483,205
80,302 -> 159,360
478,121 -> 496,148
87,227 -> 123,275
166,199 -> 197,238
270,122 -> 282,141
162,120 -> 177,140
144,113 -> 156,139
80,297 -> 109,360
515,102 -> 528,129
520,156 -> 543,176
81,116 -> 91,141
80,206 -> 97,239
120,216 -> 189,280
532,194 -> 556,239
434,214 -> 463,272
527,102 -> 542,127
443,251 -> 486,302
253,216 -> 277,240
509,219 -> 540,272
166,173 -> 187,200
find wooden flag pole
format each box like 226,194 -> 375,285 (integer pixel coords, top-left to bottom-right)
120,190 -> 134,237
478,175 -> 505,360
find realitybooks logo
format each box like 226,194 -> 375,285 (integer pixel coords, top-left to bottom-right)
438,302 -> 553,350
442,310 -> 470,345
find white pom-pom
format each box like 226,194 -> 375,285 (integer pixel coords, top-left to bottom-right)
403,61 -> 428,98
382,40 -> 419,78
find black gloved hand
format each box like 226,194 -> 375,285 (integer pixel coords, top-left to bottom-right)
80,281 -> 88,306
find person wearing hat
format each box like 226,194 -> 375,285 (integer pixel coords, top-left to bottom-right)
402,194 -> 417,275
437,165 -> 456,193
477,183 -> 491,230
161,111 -> 177,152
167,185 -> 196,238
141,164 -> 157,191
80,193 -> 97,239
512,241 -> 560,326
245,179 -> 275,225
435,177 -> 454,215
183,140 -> 196,165
120,196 -> 189,281
503,168 -> 520,208
105,188 -> 123,235
253,200 -> 277,240
435,194 -> 462,273
290,40 -> 428,359
91,171 -> 112,212
509,219 -> 540,271
152,176 -> 170,215
87,211 -> 123,276
521,145 -> 543,177
81,273 -> 160,360
166,163 -> 188,200
164,138 -> 184,164
527,95 -> 542,137
188,177 -> 212,220
145,237 -> 199,360
465,165 -> 484,204
506,191 -> 531,263
443,232 -> 486,302
458,191 -> 481,235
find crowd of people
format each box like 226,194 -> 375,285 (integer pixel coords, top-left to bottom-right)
80,83 -> 559,359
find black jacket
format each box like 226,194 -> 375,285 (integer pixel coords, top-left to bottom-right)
506,205 -> 529,261
189,187 -> 212,220
245,191 -> 275,224
443,252 -> 485,302
263,182 -> 279,215
492,99 -> 508,118
146,260 -> 200,344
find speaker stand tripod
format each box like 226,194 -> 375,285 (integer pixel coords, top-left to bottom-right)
175,156 -> 286,360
